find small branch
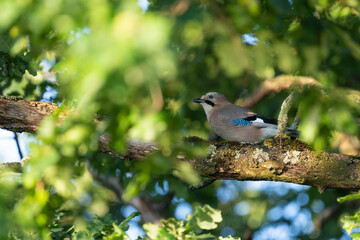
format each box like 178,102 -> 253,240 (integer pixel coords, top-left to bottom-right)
243,229 -> 254,240
86,161 -> 124,199
241,75 -> 320,108
13,132 -> 23,160
314,199 -> 360,231
277,92 -> 294,138
85,161 -> 173,223
189,178 -> 216,191
168,0 -> 190,16
86,161 -> 170,223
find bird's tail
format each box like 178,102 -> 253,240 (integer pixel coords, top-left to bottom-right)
286,128 -> 300,138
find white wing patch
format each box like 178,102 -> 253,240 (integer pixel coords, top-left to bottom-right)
252,118 -> 264,124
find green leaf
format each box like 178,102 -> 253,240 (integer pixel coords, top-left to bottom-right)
104,224 -> 128,240
219,236 -> 242,240
186,205 -> 222,231
87,214 -> 117,238
161,218 -> 186,238
351,232 -> 360,239
185,233 -> 216,239
338,191 -> 360,203
340,211 -> 360,234
143,223 -> 161,239
75,231 -> 91,240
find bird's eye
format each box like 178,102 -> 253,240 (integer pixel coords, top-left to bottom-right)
208,95 -> 214,99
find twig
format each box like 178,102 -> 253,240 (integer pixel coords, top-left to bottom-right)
85,161 -> 124,199
277,92 -> 294,138
165,0 -> 190,17
85,160 -> 171,223
240,75 -> 320,108
13,132 -> 23,160
189,178 -> 216,191
314,199 -> 360,231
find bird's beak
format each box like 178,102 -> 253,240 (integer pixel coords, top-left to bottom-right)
192,97 -> 204,103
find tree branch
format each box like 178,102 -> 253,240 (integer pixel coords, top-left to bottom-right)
189,139 -> 360,191
0,95 -> 58,133
13,131 -> 23,160
240,75 -> 321,108
314,199 -> 360,231
238,75 -> 359,127
1,96 -> 360,191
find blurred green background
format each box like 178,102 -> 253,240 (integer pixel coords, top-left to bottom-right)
0,0 -> 359,239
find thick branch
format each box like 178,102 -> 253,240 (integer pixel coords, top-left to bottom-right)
189,138 -> 360,191
0,96 -> 158,160
1,96 -> 360,191
0,95 -> 58,133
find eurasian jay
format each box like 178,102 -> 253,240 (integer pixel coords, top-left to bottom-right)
193,92 -> 299,143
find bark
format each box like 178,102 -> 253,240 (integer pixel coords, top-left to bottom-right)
187,138 -> 360,191
0,95 -> 58,133
1,95 -> 360,191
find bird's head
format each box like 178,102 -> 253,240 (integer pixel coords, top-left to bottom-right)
192,92 -> 228,114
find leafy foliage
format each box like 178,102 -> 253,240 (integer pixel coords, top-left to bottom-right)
338,192 -> 360,238
49,212 -> 140,239
144,205 -> 239,240
0,33 -> 53,99
48,206 -> 239,240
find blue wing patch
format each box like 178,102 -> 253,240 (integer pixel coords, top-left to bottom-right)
230,118 -> 252,127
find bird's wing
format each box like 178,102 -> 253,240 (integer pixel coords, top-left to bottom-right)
215,105 -> 278,128
230,114 -> 278,128
217,105 -> 253,119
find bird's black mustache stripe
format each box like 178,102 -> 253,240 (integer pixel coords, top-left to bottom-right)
205,100 -> 215,106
